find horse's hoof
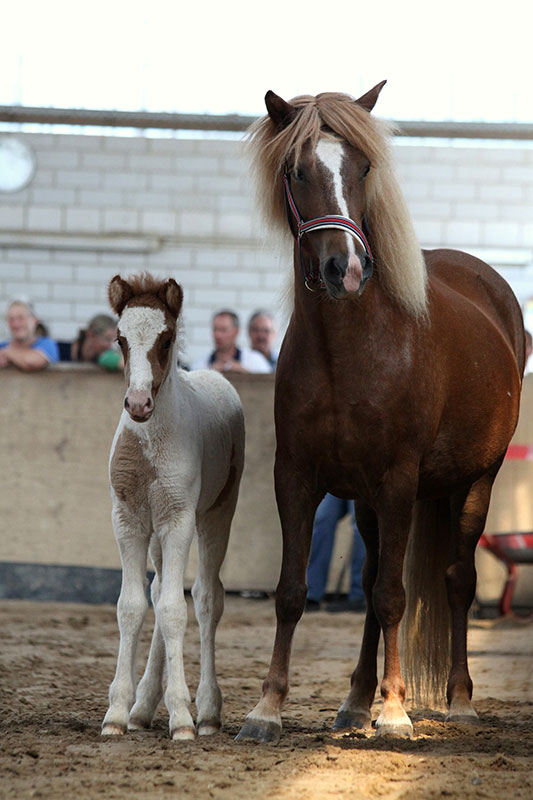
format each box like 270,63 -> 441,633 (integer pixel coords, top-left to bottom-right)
197,720 -> 221,736
333,710 -> 371,731
171,726 -> 196,741
128,717 -> 151,731
101,723 -> 126,736
445,711 -> 479,724
375,722 -> 413,739
235,718 -> 281,744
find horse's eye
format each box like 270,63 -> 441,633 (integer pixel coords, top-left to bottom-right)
292,166 -> 304,181
163,339 -> 172,350
362,164 -> 371,178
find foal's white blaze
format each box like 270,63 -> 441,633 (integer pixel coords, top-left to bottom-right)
316,138 -> 363,292
119,306 -> 166,391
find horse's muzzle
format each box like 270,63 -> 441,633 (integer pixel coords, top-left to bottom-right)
322,253 -> 372,299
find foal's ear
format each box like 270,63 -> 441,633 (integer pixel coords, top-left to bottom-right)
265,90 -> 296,130
355,80 -> 387,112
108,275 -> 134,316
159,278 -> 183,319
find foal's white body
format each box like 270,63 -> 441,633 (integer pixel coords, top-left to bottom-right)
102,294 -> 244,740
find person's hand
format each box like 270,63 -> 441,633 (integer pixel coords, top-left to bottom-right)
0,349 -> 10,368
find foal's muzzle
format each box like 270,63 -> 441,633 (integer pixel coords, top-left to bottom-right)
124,390 -> 154,422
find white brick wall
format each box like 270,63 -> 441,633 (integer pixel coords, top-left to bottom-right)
1,131 -> 533,361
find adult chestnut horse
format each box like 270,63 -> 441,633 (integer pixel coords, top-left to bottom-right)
236,82 -> 525,743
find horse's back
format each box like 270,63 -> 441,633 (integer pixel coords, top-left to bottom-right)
425,248 -> 525,373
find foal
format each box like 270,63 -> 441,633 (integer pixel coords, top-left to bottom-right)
101,274 -> 244,740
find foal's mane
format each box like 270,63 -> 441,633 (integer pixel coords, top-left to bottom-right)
247,92 -> 427,317
123,272 -> 169,301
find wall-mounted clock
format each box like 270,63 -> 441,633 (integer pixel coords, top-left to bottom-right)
0,135 -> 36,193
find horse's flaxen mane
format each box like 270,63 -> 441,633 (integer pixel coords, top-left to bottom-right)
247,92 -> 428,318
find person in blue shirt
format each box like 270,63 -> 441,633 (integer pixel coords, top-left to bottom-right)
0,300 -> 58,371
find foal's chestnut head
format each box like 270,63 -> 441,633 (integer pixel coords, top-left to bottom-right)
108,275 -> 183,423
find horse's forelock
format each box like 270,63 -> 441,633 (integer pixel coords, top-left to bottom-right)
247,92 -> 428,318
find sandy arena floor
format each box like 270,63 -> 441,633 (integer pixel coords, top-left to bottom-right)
0,596 -> 532,799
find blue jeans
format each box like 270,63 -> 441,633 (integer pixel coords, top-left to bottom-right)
306,494 -> 366,604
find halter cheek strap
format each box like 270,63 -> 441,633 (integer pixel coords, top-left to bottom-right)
282,173 -> 373,292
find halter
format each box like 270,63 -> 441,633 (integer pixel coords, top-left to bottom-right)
282,173 -> 373,292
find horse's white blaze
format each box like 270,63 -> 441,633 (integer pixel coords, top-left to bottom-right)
119,306 -> 166,392
316,138 -> 355,256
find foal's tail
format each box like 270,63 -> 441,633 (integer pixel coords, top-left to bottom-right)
400,498 -> 452,708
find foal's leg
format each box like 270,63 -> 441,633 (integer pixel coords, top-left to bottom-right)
334,502 -> 380,731
236,462 -> 320,743
192,502 -> 234,735
128,538 -> 165,730
156,510 -> 197,741
445,472 -> 496,722
102,509 -> 150,735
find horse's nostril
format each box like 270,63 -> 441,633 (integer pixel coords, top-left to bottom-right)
124,397 -> 130,409
146,397 -> 152,409
324,256 -> 346,284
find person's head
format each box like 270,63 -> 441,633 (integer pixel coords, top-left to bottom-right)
6,300 -> 38,344
212,310 -> 240,353
80,314 -> 118,361
248,310 -> 276,357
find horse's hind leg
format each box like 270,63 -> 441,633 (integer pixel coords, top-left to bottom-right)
334,502 -> 380,731
192,503 -> 234,735
446,470 -> 497,722
102,509 -> 150,736
129,537 -> 165,730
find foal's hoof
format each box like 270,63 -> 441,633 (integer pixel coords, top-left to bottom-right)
101,723 -> 126,736
333,710 -> 371,732
197,719 -> 221,736
235,718 -> 281,744
128,717 -> 151,731
375,722 -> 413,739
171,726 -> 196,741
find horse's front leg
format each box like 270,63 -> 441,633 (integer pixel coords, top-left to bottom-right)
373,483 -> 416,738
236,461 -> 320,743
102,505 -> 150,735
155,509 -> 196,741
334,502 -> 380,731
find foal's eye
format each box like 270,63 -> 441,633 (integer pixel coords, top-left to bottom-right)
362,164 -> 371,178
163,338 -> 172,349
292,166 -> 304,181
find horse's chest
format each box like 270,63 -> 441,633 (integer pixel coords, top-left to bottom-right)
110,427 -> 159,511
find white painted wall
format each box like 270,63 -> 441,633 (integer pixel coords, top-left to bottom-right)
1,131 -> 533,362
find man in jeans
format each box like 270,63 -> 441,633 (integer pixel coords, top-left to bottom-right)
306,494 -> 366,612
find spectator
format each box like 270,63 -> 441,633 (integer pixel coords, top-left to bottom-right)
192,310 -> 271,373
0,299 -> 58,371
306,494 -> 366,613
57,314 -> 122,371
248,310 -> 278,370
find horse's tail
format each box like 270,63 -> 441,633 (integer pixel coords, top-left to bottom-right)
400,498 -> 452,708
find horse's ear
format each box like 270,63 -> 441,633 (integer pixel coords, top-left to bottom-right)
159,278 -> 183,319
108,275 -> 134,316
265,90 -> 296,130
355,80 -> 387,112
